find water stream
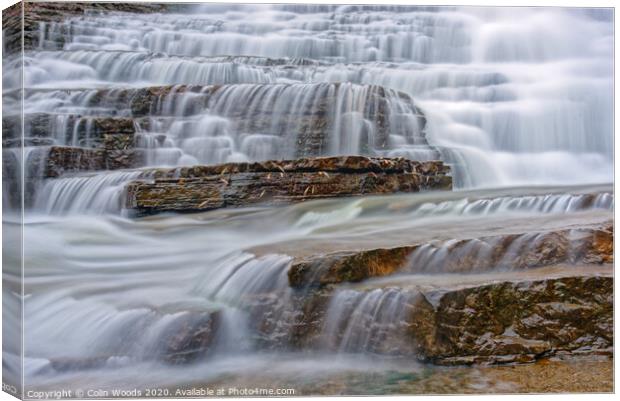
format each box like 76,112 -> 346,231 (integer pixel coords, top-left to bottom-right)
1,3 -> 613,394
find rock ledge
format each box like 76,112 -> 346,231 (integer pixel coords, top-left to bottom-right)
124,156 -> 452,216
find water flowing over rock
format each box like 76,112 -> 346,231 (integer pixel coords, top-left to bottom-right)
3,80 -> 440,211
7,82 -> 435,161
2,1 -> 176,54
158,311 -> 221,365
2,2 -> 613,395
5,2 -> 612,188
288,221 -> 612,288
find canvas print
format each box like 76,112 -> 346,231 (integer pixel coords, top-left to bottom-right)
1,1 -> 614,398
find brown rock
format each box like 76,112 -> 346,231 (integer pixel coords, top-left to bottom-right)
289,246 -> 417,288
45,146 -> 106,178
128,85 -> 211,116
3,114 -> 136,150
12,81 -> 437,158
575,223 -> 613,264
124,156 -> 451,216
159,311 -> 220,364
410,275 -> 613,365
288,221 -> 613,288
104,149 -> 145,170
249,287 -> 333,351
17,146 -> 144,179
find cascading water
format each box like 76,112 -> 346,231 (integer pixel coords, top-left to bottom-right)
321,288 -> 418,355
12,4 -> 612,188
33,170 -> 146,214
1,2 -> 613,394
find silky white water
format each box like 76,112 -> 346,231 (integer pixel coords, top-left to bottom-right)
2,184 -> 612,390
3,4 -> 612,188
1,3 -> 614,394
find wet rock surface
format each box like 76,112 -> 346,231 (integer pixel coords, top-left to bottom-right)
16,146 -> 144,178
272,209 -> 614,365
272,265 -> 613,365
288,221 -> 613,288
43,311 -> 221,371
124,156 -> 451,215
127,85 -> 214,117
3,114 -> 136,149
245,288 -> 330,351
409,274 -> 613,365
159,311 -> 221,365
289,246 -> 417,288
44,146 -> 107,178
13,83 -> 433,159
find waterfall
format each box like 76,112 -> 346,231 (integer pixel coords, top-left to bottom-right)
11,5 -> 612,188
25,51 -> 279,85
321,288 -> 417,355
288,189 -> 613,231
17,82 -> 431,175
401,191 -> 614,218
21,250 -> 294,368
2,146 -> 51,210
33,170 -> 145,215
2,3 -> 613,392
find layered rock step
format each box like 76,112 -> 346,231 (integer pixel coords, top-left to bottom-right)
2,113 -> 136,148
2,113 -> 142,189
33,209 -> 613,371
124,156 -> 452,216
2,113 -> 142,179
2,145 -> 143,208
8,82 -> 436,159
281,266 -> 612,364
287,220 -> 613,288
2,1 -> 177,54
244,209 -> 613,365
3,83 -> 440,209
3,81 -> 442,212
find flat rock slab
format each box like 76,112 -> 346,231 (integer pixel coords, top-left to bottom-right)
124,156 -> 452,216
287,220 -> 613,288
